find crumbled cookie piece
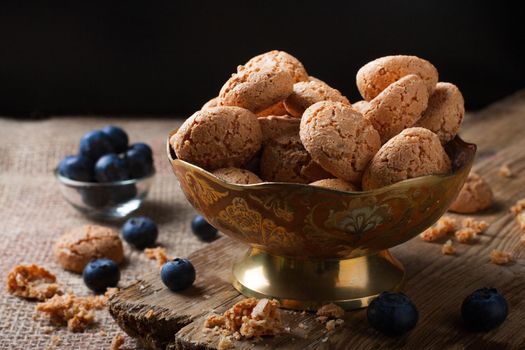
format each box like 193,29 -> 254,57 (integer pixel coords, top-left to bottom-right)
490,250 -> 513,265
6,264 -> 62,301
325,318 -> 344,332
144,247 -> 170,267
516,212 -> 525,231
45,335 -> 62,350
35,293 -> 107,332
498,164 -> 513,178
218,336 -> 234,350
420,216 -> 457,241
205,298 -> 282,339
111,333 -> 126,350
455,228 -> 478,244
448,172 -> 493,213
144,309 -> 155,320
441,239 -> 456,255
510,198 -> 525,215
316,303 -> 345,319
462,218 -> 489,234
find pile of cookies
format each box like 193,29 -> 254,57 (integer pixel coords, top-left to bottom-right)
170,51 -> 465,191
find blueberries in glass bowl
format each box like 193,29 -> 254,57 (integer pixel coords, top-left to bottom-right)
55,125 -> 155,219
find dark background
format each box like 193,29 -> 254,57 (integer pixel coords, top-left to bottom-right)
0,1 -> 523,117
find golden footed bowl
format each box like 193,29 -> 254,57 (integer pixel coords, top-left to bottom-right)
167,134 -> 476,310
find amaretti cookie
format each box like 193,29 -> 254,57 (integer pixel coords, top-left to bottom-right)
244,50 -> 309,83
300,101 -> 381,183
356,55 -> 438,101
351,100 -> 369,115
54,225 -> 124,273
284,80 -> 350,118
219,64 -> 293,113
260,134 -> 330,183
364,74 -> 429,143
258,115 -> 300,144
362,127 -> 451,190
171,106 -> 262,170
415,82 -> 465,144
309,178 -> 357,192
448,172 -> 493,213
257,101 -> 288,117
212,167 -> 262,185
202,97 -> 220,109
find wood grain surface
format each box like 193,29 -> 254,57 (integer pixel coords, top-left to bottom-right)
109,91 -> 525,349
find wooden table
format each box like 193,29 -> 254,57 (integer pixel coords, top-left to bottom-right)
109,91 -> 525,349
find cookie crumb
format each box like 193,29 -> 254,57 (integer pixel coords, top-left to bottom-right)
111,333 -> 126,350
498,164 -> 513,178
462,218 -> 489,234
490,250 -> 513,265
510,198 -> 525,215
6,264 -> 62,301
420,216 -> 457,241
325,319 -> 336,331
218,336 -> 234,350
144,247 -> 170,267
441,239 -> 456,255
45,335 -> 62,350
144,309 -> 155,320
455,228 -> 477,244
204,298 -> 282,339
35,293 -> 107,332
316,303 -> 345,319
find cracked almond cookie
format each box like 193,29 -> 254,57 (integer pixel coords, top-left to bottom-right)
171,106 -> 262,170
415,82 -> 465,144
356,55 -> 438,101
201,97 -> 220,109
260,134 -> 331,183
448,172 -> 493,213
243,50 -> 309,83
258,114 -> 300,144
364,74 -> 429,143
219,63 -> 293,113
54,225 -> 124,273
283,80 -> 350,118
300,101 -> 381,183
362,127 -> 451,190
351,100 -> 369,115
212,167 -> 262,184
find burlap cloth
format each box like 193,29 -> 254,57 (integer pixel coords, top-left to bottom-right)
0,116 -> 205,349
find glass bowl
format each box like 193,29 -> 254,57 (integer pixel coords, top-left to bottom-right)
54,170 -> 155,220
167,132 -> 476,310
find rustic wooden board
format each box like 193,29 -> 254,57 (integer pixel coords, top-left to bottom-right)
109,91 -> 525,349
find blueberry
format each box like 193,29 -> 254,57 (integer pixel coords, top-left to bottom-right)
79,130 -> 114,161
191,215 -> 217,240
121,216 -> 158,249
94,154 -> 129,182
129,143 -> 153,159
83,258 -> 120,293
161,258 -> 196,291
58,155 -> 93,181
462,288 -> 508,332
367,292 -> 419,336
126,146 -> 153,179
101,125 -> 128,153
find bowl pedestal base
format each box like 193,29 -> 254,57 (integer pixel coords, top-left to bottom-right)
232,248 -> 405,311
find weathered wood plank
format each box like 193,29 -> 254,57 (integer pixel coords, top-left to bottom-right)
110,90 -> 525,349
